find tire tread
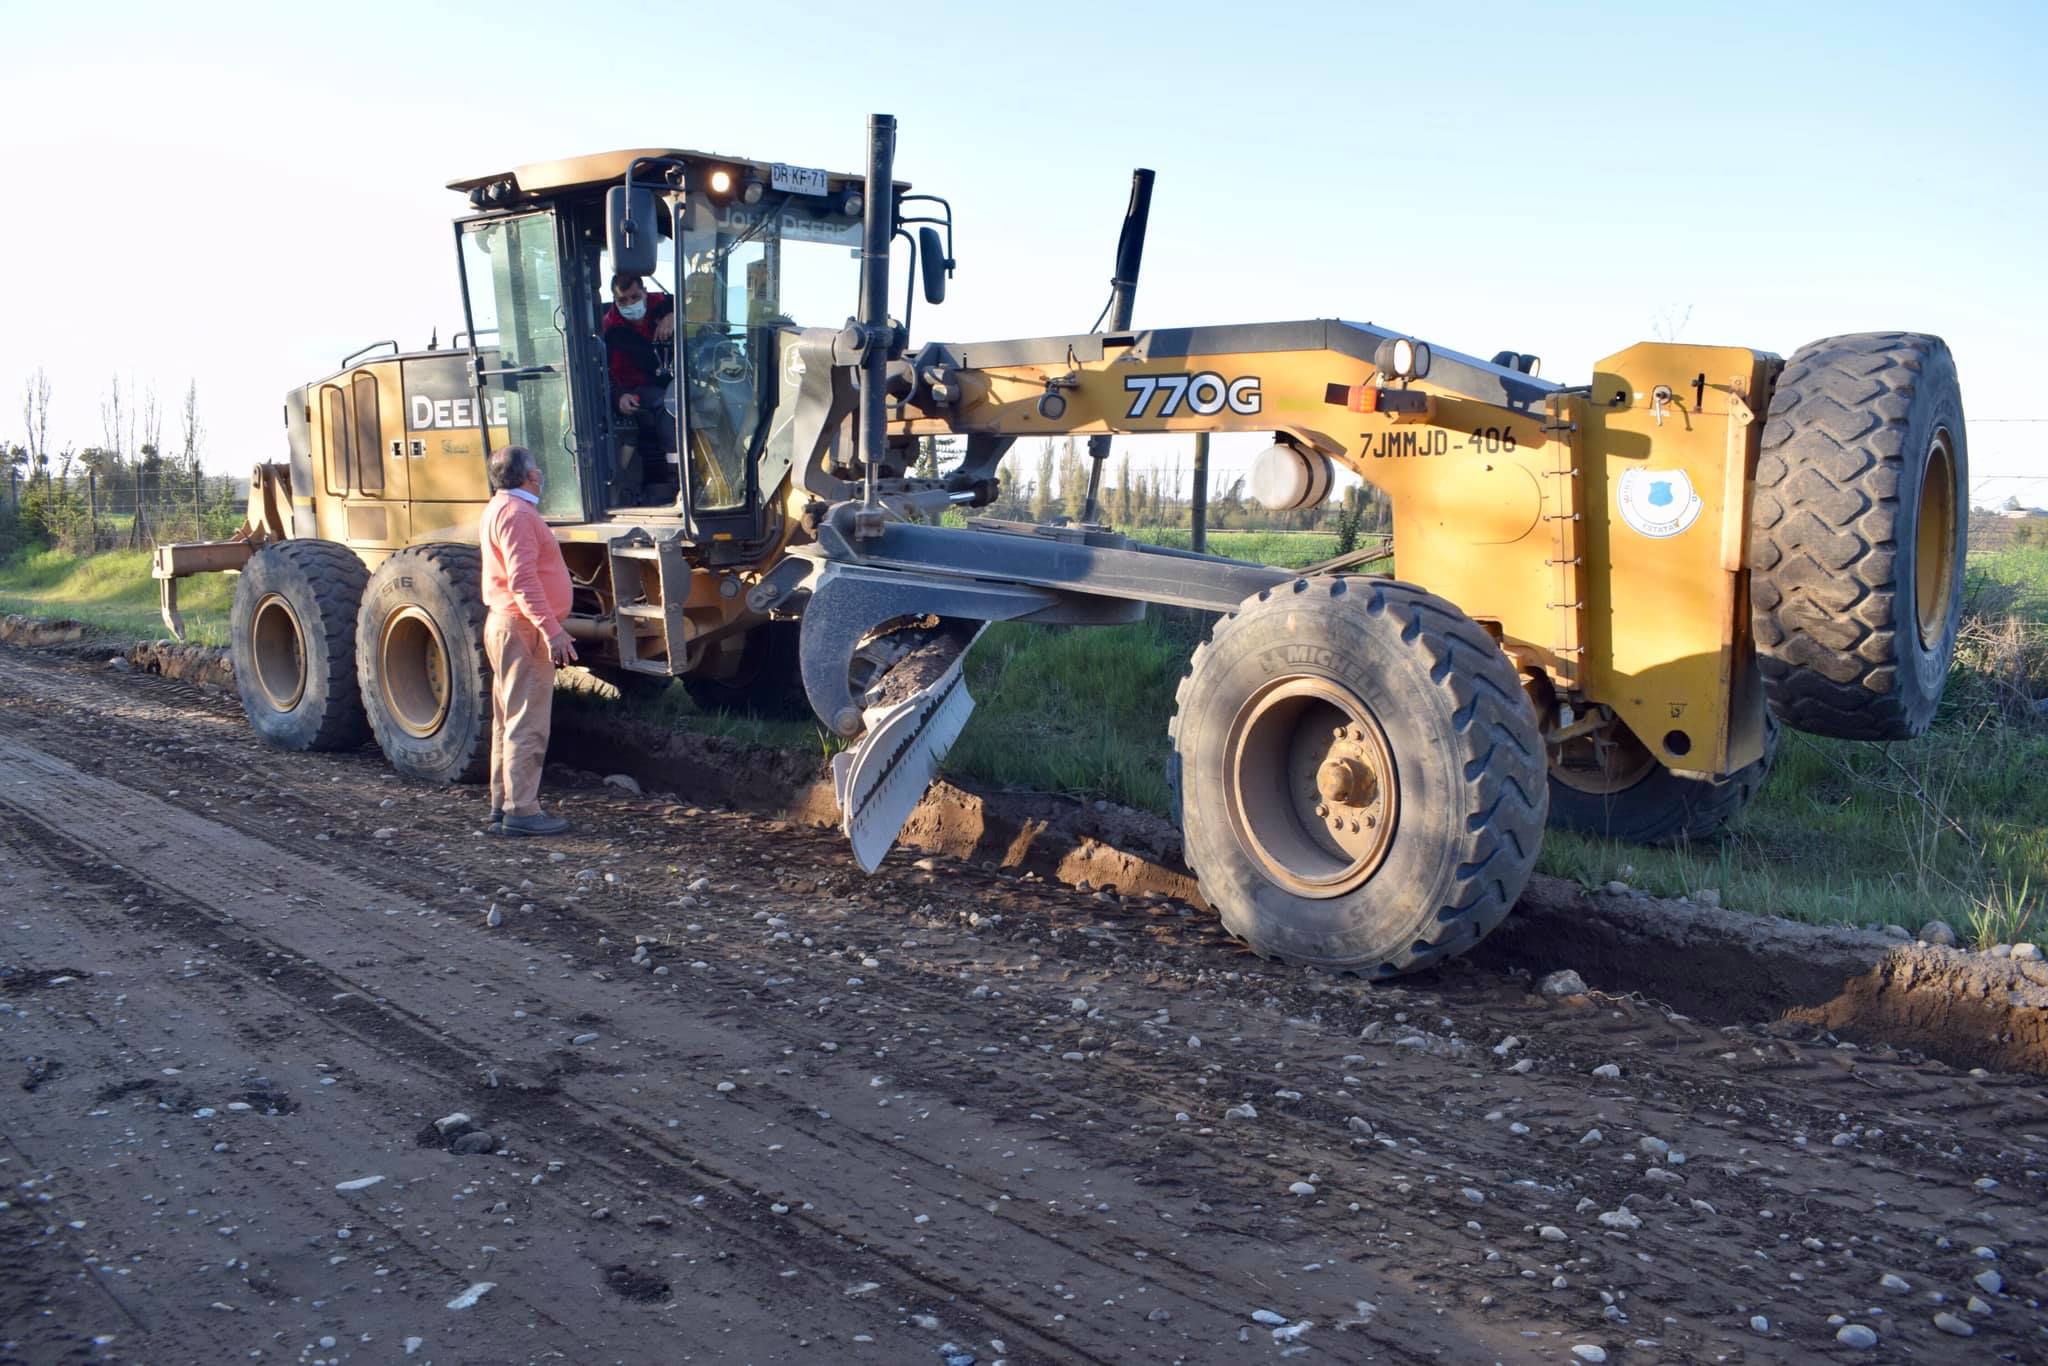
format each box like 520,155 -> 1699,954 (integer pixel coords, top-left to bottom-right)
1751,332 -> 1961,739
1169,576 -> 1547,976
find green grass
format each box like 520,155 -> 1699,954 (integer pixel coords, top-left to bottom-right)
949,615 -> 1208,812
555,672 -> 840,753
1133,527 -> 1359,570
0,547 -> 233,645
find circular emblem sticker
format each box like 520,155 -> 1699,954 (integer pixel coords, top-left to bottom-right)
1616,468 -> 1704,539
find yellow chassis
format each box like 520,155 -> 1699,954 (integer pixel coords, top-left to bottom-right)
895,324 -> 1777,777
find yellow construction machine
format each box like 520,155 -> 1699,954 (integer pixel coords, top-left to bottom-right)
157,114 -> 1966,975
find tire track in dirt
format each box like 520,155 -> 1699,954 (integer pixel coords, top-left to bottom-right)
4,643 -> 2047,1362
0,738 -> 1142,1365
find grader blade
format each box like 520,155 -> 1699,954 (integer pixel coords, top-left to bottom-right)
831,625 -> 984,872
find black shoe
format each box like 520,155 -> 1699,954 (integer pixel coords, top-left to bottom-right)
480,807 -> 504,836
501,810 -> 571,837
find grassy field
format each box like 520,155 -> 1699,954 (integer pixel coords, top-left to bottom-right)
0,548 -> 234,645
8,536 -> 2044,944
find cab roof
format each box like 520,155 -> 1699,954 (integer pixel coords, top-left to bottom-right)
446,146 -> 907,198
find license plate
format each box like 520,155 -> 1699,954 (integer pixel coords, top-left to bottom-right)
770,162 -> 828,196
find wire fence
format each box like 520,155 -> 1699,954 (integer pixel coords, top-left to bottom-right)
2,467 -> 247,555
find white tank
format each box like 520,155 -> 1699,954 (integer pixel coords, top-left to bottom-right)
1248,441 -> 1333,512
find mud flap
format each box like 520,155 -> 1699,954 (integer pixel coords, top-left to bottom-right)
831,626 -> 984,872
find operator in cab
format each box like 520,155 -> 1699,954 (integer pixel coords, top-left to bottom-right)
602,273 -> 678,482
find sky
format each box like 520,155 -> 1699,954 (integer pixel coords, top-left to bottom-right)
3,0 -> 2044,504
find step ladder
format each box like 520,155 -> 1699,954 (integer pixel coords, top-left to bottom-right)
607,531 -> 691,676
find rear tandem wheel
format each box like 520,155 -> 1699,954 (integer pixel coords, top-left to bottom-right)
1545,711 -> 1778,844
355,544 -> 492,785
228,539 -> 372,753
1170,576 -> 1548,975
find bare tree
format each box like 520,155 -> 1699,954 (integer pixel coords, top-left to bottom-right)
141,384 -> 162,465
22,368 -> 50,472
179,380 -> 204,479
100,374 -> 125,465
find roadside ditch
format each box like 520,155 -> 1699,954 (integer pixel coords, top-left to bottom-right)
19,619 -> 2048,1078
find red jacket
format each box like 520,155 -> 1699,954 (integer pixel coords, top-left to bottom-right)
602,293 -> 675,392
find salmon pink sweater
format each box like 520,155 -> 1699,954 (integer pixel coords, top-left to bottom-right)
481,489 -> 573,639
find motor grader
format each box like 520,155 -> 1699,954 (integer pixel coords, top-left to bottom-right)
155,114 -> 1966,976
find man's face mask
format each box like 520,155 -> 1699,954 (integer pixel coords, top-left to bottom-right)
617,298 -> 647,322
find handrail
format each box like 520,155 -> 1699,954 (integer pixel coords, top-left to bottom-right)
341,339 -> 400,369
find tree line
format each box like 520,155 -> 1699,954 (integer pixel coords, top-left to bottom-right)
2,369 -> 237,556
936,435 -> 1392,543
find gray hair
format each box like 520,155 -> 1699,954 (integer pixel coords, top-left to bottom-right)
487,445 -> 536,492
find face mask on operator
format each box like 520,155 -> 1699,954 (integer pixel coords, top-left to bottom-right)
617,299 -> 647,322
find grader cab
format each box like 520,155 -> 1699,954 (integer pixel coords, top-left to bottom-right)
155,113 -> 1967,977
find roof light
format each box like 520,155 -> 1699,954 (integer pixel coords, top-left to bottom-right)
1373,336 -> 1432,382
739,176 -> 765,205
839,188 -> 864,218
707,167 -> 735,198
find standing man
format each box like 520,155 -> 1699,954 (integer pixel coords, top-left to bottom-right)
480,445 -> 577,837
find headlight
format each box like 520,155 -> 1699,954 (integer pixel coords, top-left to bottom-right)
707,168 -> 734,198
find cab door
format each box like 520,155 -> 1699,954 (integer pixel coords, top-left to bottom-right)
315,366 -> 409,548
455,210 -> 588,521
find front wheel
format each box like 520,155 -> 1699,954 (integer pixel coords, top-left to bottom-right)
682,620 -> 808,718
1170,577 -> 1548,976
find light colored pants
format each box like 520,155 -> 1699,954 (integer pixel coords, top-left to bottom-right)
485,611 -> 555,817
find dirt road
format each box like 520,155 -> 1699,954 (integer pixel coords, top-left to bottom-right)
1,644 -> 2043,1364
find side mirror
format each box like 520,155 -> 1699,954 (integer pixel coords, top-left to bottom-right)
607,186 -> 659,276
918,226 -> 948,306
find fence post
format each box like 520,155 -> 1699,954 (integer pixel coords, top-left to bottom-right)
88,472 -> 98,543
1190,432 -> 1210,554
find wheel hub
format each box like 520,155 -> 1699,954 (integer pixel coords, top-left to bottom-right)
250,593 -> 307,712
1550,711 -> 1657,795
1915,427 -> 1958,651
1223,677 -> 1398,899
1315,754 -> 1375,806
378,605 -> 453,739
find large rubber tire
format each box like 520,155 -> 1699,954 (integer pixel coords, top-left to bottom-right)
355,544 -> 491,785
1546,714 -> 1778,844
229,540 -> 371,752
1750,332 -> 1966,740
1170,576 -> 1548,976
682,620 -> 808,718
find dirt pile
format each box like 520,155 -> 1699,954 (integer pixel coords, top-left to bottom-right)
0,614 -> 84,646
1482,877 -> 2048,1074
125,639 -> 236,691
551,703 -> 1204,902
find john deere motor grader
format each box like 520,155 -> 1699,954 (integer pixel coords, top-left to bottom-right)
156,114 -> 1967,976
